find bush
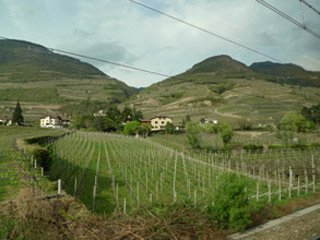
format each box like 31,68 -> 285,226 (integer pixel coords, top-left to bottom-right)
123,121 -> 141,135
165,122 -> 176,134
279,112 -> 315,132
186,122 -> 201,149
218,123 -> 234,146
208,174 -> 252,231
243,144 -> 264,153
238,119 -> 253,131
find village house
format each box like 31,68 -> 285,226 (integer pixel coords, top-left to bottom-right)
93,110 -> 106,117
149,116 -> 173,131
0,116 -> 12,126
40,115 -> 63,128
199,118 -> 218,125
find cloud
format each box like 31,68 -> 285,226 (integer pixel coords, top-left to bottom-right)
75,42 -> 136,67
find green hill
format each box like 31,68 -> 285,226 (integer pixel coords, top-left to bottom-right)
127,56 -> 320,126
0,39 -> 137,122
250,61 -> 320,88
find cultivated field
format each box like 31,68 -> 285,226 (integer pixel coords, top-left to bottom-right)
48,131 -> 320,214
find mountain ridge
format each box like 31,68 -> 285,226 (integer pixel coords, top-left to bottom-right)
0,39 -> 137,121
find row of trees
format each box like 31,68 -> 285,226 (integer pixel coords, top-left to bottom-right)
186,121 -> 234,149
73,106 -> 144,132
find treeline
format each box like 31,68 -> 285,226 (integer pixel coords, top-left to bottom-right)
72,105 -> 143,132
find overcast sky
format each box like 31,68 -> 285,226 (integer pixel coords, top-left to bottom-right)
0,0 -> 319,87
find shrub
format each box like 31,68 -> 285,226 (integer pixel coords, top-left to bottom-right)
218,123 -> 234,146
123,121 -> 141,135
279,112 -> 315,132
208,174 -> 252,231
243,144 -> 264,153
238,119 -> 253,131
186,122 -> 201,149
165,122 -> 176,134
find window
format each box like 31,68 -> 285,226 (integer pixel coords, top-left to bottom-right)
161,121 -> 165,124
155,121 -> 158,124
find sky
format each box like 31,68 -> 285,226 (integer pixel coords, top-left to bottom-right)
0,0 -> 319,87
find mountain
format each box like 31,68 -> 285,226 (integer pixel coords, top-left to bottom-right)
127,56 -> 320,126
0,39 -> 137,121
250,61 -> 320,87
187,55 -> 252,75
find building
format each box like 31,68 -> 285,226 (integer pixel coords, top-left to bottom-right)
199,118 -> 218,125
93,110 -> 106,117
0,117 -> 12,126
40,116 -> 62,129
149,116 -> 173,131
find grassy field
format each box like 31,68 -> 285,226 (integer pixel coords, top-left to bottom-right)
0,127 -> 63,201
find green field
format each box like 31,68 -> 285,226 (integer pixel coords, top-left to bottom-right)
0,127 -> 63,201
48,131 -> 320,214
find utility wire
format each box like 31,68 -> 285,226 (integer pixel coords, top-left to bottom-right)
300,0 -> 320,16
256,0 -> 320,40
128,0 -> 281,62
47,48 -> 171,78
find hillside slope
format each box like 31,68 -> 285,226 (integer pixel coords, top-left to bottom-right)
250,61 -> 320,88
0,39 -> 137,121
127,56 -> 320,126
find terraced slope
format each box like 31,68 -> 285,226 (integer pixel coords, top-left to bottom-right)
127,56 -> 320,126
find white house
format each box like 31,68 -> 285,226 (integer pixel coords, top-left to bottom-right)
200,118 -> 218,125
150,116 -> 173,131
93,110 -> 106,117
40,116 -> 62,129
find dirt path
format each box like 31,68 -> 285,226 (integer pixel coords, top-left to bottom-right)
229,203 -> 320,240
214,108 -> 243,119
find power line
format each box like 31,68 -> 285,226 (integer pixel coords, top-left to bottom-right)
128,0 -> 281,62
256,0 -> 320,40
0,36 -> 169,78
300,0 -> 320,16
47,48 -> 171,78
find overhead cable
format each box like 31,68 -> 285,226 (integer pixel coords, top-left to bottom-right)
128,0 -> 281,62
300,0 -> 320,16
256,0 -> 320,40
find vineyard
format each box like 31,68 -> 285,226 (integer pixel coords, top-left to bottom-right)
48,131 -> 320,214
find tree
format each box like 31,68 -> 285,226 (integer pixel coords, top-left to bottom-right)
182,114 -> 191,127
186,122 -> 201,149
123,121 -> 141,135
12,101 -> 24,125
104,106 -> 122,132
120,106 -> 133,123
279,112 -> 315,132
138,123 -> 151,138
219,122 -> 234,146
93,116 -> 105,131
165,122 -> 175,134
301,104 -> 320,123
132,109 -> 144,121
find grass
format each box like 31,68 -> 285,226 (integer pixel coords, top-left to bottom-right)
0,126 -> 63,201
